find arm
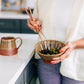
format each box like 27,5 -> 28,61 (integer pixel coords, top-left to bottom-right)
51,39 -> 84,64
73,39 -> 84,48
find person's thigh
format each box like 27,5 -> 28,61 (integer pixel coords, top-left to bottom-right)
36,59 -> 61,84
62,76 -> 84,84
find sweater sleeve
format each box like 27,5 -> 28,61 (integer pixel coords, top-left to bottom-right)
65,0 -> 84,43
33,0 -> 39,18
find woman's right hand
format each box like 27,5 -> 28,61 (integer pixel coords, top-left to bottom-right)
27,18 -> 42,33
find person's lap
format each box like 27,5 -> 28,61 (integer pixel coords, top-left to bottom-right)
36,59 -> 84,84
36,59 -> 61,84
62,76 -> 84,84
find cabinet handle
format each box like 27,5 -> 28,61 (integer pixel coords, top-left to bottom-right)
24,82 -> 27,84
0,22 -> 4,25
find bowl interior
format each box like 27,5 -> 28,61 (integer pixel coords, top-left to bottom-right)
35,40 -> 65,56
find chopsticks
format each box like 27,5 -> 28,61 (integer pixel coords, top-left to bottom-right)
24,7 -> 33,20
28,7 -> 33,18
24,7 -> 47,41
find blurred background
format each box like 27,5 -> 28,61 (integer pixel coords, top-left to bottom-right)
0,0 -> 36,34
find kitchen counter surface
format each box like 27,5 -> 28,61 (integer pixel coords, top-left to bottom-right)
0,12 -> 30,19
0,33 -> 38,84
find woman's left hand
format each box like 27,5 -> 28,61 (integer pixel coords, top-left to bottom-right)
51,42 -> 76,64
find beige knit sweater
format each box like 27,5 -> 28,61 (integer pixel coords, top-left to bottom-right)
33,0 -> 84,81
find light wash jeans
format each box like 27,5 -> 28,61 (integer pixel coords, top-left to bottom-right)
36,59 -> 84,84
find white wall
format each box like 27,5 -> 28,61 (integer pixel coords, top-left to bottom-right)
25,0 -> 36,9
0,0 -> 1,12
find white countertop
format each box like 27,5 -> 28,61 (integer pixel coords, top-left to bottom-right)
0,33 -> 38,84
0,12 -> 30,19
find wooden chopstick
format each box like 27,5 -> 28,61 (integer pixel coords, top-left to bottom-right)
24,8 -> 32,19
39,33 -> 42,41
40,30 -> 47,40
28,7 -> 33,18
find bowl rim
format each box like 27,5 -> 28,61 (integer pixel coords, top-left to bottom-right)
35,40 -> 65,57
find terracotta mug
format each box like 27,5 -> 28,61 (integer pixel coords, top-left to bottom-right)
0,36 -> 22,56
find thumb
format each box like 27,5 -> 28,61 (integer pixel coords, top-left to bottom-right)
60,45 -> 68,53
32,18 -> 36,21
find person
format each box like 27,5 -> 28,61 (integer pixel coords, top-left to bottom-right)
27,0 -> 84,84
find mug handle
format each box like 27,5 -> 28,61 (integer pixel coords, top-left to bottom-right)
15,37 -> 23,49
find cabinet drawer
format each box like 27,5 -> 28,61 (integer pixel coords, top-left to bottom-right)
21,20 -> 37,34
0,19 -> 20,33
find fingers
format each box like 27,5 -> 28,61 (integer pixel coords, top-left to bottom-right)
36,20 -> 42,26
27,19 -> 39,33
59,48 -> 71,60
60,42 -> 71,53
28,18 -> 41,27
34,20 -> 42,28
30,19 -> 36,26
52,48 -> 71,62
27,18 -> 42,32
60,45 -> 68,53
27,19 -> 34,30
50,42 -> 74,64
51,59 -> 61,64
33,18 -> 37,21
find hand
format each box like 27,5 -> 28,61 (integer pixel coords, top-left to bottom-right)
27,18 -> 42,33
51,42 -> 77,64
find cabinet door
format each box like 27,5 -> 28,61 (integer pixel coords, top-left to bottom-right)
15,56 -> 37,84
15,72 -> 24,84
29,75 -> 37,84
0,19 -> 20,33
21,20 -> 37,34
23,57 -> 36,84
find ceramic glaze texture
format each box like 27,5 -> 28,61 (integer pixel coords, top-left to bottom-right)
1,37 -> 16,49
0,36 -> 22,56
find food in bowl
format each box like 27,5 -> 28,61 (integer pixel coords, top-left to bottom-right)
40,48 -> 60,55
